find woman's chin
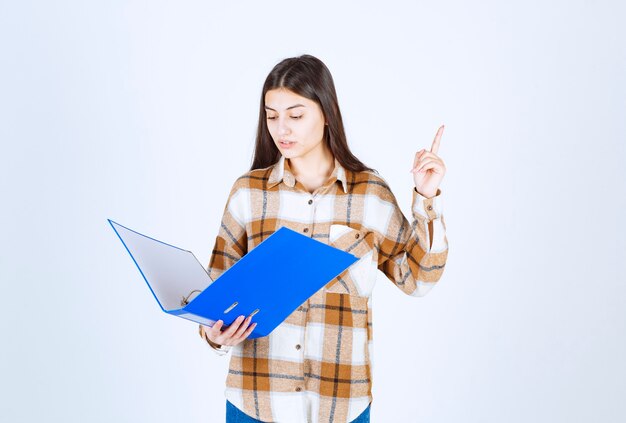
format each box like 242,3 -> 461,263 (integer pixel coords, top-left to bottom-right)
279,149 -> 298,158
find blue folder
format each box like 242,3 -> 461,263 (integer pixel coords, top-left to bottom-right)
108,219 -> 358,339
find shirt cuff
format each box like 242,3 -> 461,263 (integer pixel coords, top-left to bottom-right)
412,187 -> 443,221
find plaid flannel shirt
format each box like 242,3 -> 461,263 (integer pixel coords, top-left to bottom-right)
199,155 -> 448,422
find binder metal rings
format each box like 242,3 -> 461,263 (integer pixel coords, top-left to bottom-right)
181,289 -> 202,306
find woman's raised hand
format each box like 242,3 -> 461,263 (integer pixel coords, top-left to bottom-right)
410,125 -> 446,198
202,315 -> 257,347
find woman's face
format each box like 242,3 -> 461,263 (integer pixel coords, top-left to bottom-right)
264,88 -> 327,161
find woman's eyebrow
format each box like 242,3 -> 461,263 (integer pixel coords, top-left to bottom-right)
264,104 -> 306,111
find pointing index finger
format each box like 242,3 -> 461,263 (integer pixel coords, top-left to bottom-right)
430,125 -> 444,154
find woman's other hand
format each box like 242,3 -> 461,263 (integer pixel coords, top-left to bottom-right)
410,125 -> 446,198
201,315 -> 257,347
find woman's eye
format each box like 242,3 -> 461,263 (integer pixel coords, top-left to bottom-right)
266,116 -> 301,120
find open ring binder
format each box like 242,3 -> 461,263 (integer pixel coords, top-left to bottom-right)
108,219 -> 358,338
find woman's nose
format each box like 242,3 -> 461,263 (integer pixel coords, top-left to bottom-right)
278,118 -> 291,136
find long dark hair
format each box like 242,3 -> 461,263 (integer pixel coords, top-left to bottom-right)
249,54 -> 375,174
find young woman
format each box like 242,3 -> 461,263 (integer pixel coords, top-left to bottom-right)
199,54 -> 449,423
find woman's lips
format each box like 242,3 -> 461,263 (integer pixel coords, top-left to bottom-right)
279,140 -> 296,148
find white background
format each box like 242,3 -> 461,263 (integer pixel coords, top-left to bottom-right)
1,1 -> 625,422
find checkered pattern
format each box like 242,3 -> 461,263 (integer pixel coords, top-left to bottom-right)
200,155 -> 448,422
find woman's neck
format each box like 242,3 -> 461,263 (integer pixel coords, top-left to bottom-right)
288,145 -> 334,181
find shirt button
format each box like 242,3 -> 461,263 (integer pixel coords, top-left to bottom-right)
295,344 -> 301,350
308,199 -> 313,205
295,387 -> 302,392
303,228 -> 309,233
427,205 -> 433,211
355,233 -> 360,239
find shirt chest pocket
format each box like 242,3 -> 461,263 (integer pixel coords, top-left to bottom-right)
324,224 -> 375,296
328,224 -> 371,255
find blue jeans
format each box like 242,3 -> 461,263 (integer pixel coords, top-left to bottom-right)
226,400 -> 371,422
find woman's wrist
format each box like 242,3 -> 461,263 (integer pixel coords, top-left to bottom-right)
207,338 -> 223,349
414,187 -> 440,199
199,324 -> 224,349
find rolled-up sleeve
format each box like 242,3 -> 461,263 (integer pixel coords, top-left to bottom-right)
199,180 -> 248,354
376,187 -> 448,297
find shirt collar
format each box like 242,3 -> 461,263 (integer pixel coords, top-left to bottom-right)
267,155 -> 349,193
